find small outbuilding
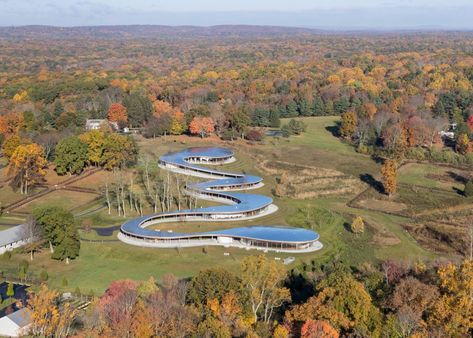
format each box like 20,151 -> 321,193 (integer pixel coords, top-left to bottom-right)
0,308 -> 32,337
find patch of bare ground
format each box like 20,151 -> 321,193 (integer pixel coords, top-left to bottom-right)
255,157 -> 365,198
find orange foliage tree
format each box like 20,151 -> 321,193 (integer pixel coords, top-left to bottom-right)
189,116 -> 215,137
0,112 -> 24,136
301,319 -> 339,338
108,103 -> 128,126
153,100 -> 173,117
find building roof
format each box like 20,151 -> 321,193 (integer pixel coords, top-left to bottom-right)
6,308 -> 31,327
121,147 -> 320,244
0,224 -> 26,247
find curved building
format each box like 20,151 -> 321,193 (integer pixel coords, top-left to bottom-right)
118,147 -> 322,253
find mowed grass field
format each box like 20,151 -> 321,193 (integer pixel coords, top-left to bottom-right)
2,116 -> 455,293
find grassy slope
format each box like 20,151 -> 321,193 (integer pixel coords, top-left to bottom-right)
1,116 -> 442,293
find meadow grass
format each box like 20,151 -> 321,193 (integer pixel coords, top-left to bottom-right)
0,116 -> 453,292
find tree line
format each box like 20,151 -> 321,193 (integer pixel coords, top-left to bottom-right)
23,255 -> 472,337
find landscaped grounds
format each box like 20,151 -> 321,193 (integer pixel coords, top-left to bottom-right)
2,116 -> 469,293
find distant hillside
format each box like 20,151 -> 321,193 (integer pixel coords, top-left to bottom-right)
0,25 -> 322,40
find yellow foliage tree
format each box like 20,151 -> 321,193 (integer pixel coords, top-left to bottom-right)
79,130 -> 107,166
381,159 -> 397,197
169,110 -> 185,135
428,260 -> 473,336
350,216 -> 365,234
131,300 -> 153,338
8,143 -> 47,194
241,255 -> 291,323
13,90 -> 28,103
340,111 -> 357,140
28,284 -> 77,337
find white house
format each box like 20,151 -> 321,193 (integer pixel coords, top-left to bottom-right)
0,308 -> 32,337
85,119 -> 119,131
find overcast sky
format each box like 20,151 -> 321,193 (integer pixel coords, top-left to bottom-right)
1,0 -> 472,29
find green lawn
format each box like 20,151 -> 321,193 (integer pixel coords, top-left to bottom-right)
1,116 -> 454,293
398,162 -> 466,191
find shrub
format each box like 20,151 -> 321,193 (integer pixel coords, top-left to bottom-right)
40,270 -> 49,281
356,144 -> 372,155
350,216 -> 365,234
406,147 -> 427,161
281,119 -> 307,137
18,259 -> 29,274
465,153 -> 473,165
220,129 -> 239,141
464,180 -> 473,197
245,128 -> 264,142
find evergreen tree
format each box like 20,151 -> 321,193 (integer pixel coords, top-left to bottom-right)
269,110 -> 281,128
285,100 -> 299,118
325,100 -> 335,115
433,100 -> 446,118
53,100 -> 64,120
123,92 -> 153,127
6,282 -> 14,299
334,97 -> 350,115
298,98 -> 312,116
313,96 -> 325,116
251,108 -> 270,127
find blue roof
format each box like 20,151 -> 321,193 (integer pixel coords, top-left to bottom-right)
121,147 -> 320,244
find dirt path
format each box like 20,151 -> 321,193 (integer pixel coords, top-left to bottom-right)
3,167 -> 102,213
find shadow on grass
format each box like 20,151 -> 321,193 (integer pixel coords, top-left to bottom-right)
343,221 -> 352,232
325,124 -> 340,138
360,173 -> 384,193
453,187 -> 465,196
447,171 -> 468,184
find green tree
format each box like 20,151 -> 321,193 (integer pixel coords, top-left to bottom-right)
464,180 -> 473,197
313,96 -> 326,116
269,110 -> 281,128
33,206 -> 80,264
6,282 -> 14,299
285,100 -> 298,118
298,98 -> 312,116
186,268 -> 243,309
282,119 -> 307,137
54,136 -> 88,175
334,97 -> 350,115
227,107 -> 250,138
123,92 -> 153,127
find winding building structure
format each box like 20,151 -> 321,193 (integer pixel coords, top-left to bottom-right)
118,147 -> 322,252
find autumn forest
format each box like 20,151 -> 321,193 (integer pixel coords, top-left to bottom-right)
0,26 -> 472,337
